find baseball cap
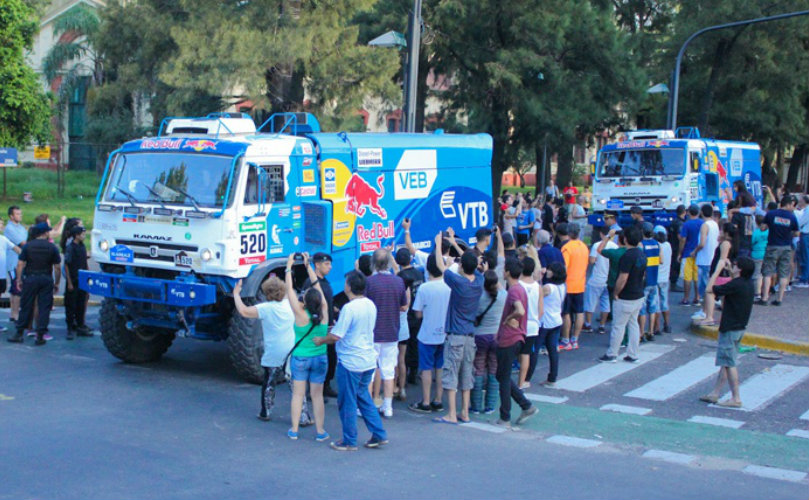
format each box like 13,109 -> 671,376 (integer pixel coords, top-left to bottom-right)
641,221 -> 654,234
30,222 -> 51,238
69,225 -> 86,237
653,225 -> 667,236
501,232 -> 515,247
312,252 -> 332,263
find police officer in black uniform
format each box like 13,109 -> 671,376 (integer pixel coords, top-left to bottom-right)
7,222 -> 61,346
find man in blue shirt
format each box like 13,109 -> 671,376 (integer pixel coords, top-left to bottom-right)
639,223 -> 660,342
434,232 -> 483,425
515,198 -> 535,247
759,196 -> 800,305
536,229 -> 563,280
678,205 -> 704,305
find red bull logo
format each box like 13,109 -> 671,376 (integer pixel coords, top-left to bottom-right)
345,173 -> 386,218
184,139 -> 217,151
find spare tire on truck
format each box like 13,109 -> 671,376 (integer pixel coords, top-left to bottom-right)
99,298 -> 175,363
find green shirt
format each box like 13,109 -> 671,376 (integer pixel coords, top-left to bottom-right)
601,247 -> 628,289
292,313 -> 328,358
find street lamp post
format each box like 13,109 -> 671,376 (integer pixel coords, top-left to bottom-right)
667,10 -> 809,130
404,0 -> 423,133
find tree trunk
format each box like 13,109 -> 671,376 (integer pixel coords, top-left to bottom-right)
556,142 -> 574,188
785,144 -> 807,191
698,40 -> 727,132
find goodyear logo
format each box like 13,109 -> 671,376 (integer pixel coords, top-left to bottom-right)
239,221 -> 266,232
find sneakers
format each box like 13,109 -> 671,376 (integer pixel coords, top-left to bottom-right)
691,310 -> 706,320
469,407 -> 482,415
257,412 -> 271,422
598,354 -> 617,363
540,380 -> 556,388
538,346 -> 548,355
794,282 -> 809,288
691,299 -> 701,306
515,406 -> 538,425
430,401 -> 444,412
34,335 -> 46,346
755,298 -> 768,306
519,381 -> 531,390
330,441 -> 358,452
43,333 -> 53,341
6,332 -> 23,343
364,436 -> 389,448
381,406 -> 393,419
597,326 -> 606,335
581,323 -> 592,333
558,342 -> 573,351
287,429 -> 299,440
76,326 -> 94,337
770,300 -> 781,306
316,431 -> 330,442
493,419 -> 513,429
623,356 -> 639,363
409,402 -> 433,413
395,388 -> 407,401
571,340 -> 579,350
483,407 -> 496,415
0,325 -> 7,333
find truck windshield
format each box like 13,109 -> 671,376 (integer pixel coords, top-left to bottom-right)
104,152 -> 236,208
598,148 -> 684,178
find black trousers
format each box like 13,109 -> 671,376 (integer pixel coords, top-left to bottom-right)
17,274 -> 54,335
496,342 -> 532,421
64,286 -> 88,330
324,344 -> 337,387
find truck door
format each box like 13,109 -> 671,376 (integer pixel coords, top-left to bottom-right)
241,162 -> 294,264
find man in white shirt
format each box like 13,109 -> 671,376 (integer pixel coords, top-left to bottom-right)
654,226 -> 673,333
0,218 -> 22,332
314,271 -> 388,451
692,205 -> 719,321
796,194 -> 809,287
583,226 -> 615,335
408,253 -> 451,413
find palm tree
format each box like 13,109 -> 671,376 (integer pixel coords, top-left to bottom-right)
41,2 -> 102,188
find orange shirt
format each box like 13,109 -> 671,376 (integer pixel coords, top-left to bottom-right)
562,239 -> 589,294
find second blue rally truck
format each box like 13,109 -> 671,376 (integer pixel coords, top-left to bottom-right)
81,112 -> 493,382
588,128 -> 762,228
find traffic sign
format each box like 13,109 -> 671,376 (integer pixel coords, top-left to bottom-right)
0,148 -> 18,167
34,145 -> 51,160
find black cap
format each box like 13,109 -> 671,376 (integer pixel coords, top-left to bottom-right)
501,232 -> 514,247
30,222 -> 51,238
604,210 -> 617,219
69,225 -> 86,237
312,252 -> 332,263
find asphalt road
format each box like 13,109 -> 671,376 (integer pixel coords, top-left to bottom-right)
1,302 -> 808,500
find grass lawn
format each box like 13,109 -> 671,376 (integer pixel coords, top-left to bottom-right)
0,168 -> 99,228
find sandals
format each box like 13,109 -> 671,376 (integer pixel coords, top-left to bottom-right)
699,395 -> 718,404
716,399 -> 743,408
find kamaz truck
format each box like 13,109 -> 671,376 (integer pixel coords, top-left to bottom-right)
80,112 -> 493,382
588,128 -> 762,228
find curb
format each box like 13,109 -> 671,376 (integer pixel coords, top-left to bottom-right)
690,324 -> 809,357
51,296 -> 102,308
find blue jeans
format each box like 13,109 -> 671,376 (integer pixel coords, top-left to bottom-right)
799,233 -> 809,282
697,265 -> 711,298
336,363 -> 387,446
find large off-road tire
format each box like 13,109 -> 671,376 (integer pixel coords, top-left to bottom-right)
227,296 -> 265,384
99,299 -> 175,363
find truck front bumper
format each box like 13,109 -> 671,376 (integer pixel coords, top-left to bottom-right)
78,270 -> 217,307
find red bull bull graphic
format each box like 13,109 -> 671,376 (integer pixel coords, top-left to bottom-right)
345,173 -> 387,219
184,139 -> 217,151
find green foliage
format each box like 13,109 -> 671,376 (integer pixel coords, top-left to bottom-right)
0,0 -> 51,148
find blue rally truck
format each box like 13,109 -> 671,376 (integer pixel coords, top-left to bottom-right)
80,113 -> 493,382
589,128 -> 762,228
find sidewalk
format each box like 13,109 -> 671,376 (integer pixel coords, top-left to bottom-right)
690,284 -> 809,356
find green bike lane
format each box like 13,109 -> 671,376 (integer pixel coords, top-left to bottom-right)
470,401 -> 809,474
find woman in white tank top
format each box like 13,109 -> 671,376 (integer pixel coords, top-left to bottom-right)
535,262 -> 567,387
517,260 -> 543,389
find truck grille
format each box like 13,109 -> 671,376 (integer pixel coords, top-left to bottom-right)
116,239 -> 198,263
611,195 -> 665,210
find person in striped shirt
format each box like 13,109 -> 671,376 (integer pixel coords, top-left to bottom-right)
639,222 -> 660,343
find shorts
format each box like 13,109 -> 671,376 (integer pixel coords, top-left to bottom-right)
563,292 -> 584,315
716,329 -> 744,367
519,336 -> 536,355
473,334 -> 498,376
641,285 -> 659,315
8,271 -> 21,296
761,245 -> 793,280
656,282 -> 669,312
374,342 -> 398,380
683,257 -> 698,281
752,259 -> 763,280
418,341 -> 444,371
697,265 -> 711,297
584,283 -> 610,314
442,334 -> 476,391
398,311 -> 409,343
290,354 -> 328,383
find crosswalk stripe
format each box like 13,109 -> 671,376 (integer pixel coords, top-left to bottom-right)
546,435 -> 601,448
624,353 -> 719,401
462,422 -> 507,434
524,393 -> 568,404
552,344 -> 674,393
786,429 -> 809,440
687,415 -> 744,429
600,403 -> 652,416
742,465 -> 807,483
642,449 -> 695,465
800,409 -> 809,421
716,364 -> 809,412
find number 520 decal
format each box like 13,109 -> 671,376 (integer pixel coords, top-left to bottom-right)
240,233 -> 267,254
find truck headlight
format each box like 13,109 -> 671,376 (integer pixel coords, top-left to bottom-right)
98,239 -> 109,252
671,196 -> 679,203
200,248 -> 213,262
598,198 -> 607,205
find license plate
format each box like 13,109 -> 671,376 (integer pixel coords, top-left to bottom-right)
606,199 -> 624,209
175,254 -> 193,267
